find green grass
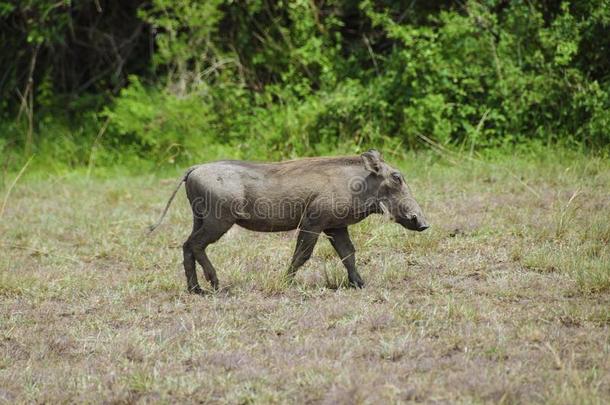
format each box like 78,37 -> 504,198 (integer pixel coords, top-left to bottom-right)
0,149 -> 609,403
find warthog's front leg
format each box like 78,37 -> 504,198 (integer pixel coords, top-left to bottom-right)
287,228 -> 320,278
324,227 -> 364,288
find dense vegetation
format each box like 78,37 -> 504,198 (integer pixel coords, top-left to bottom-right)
2,0 -> 610,168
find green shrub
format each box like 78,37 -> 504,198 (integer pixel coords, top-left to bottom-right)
2,0 -> 610,168
103,77 -> 220,163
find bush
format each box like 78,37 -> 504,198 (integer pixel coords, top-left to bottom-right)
103,77 -> 219,163
2,0 -> 610,168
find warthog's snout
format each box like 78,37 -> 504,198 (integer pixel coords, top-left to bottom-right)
412,214 -> 429,232
399,213 -> 429,232
417,222 -> 429,232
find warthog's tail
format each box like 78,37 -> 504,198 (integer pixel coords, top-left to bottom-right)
148,165 -> 199,233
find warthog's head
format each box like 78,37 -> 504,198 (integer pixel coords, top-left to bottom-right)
362,150 -> 429,232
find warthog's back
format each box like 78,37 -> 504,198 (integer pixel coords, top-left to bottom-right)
189,156 -> 367,198
185,156 -> 370,232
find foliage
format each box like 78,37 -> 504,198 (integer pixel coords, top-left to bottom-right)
102,76 -> 218,163
1,0 -> 610,167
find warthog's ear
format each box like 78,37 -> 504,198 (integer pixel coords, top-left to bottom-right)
361,149 -> 383,174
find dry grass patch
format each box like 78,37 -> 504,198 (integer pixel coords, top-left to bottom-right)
1,152 -> 609,403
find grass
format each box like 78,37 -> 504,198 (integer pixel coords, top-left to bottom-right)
1,149 -> 609,403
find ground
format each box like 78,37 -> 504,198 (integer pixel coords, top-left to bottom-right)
1,151 -> 609,403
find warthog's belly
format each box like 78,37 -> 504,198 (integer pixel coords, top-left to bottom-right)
235,217 -> 302,232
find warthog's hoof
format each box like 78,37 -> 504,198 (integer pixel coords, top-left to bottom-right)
349,277 -> 365,289
188,286 -> 206,295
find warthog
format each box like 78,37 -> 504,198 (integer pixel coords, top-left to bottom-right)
150,149 -> 428,293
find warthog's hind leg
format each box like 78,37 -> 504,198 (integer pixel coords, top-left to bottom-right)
324,227 -> 364,288
287,228 -> 320,278
188,218 -> 233,290
183,218 -> 203,294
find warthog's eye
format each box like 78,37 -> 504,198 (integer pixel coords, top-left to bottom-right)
391,172 -> 402,183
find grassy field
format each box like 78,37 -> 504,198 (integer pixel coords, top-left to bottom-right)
1,150 -> 609,403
